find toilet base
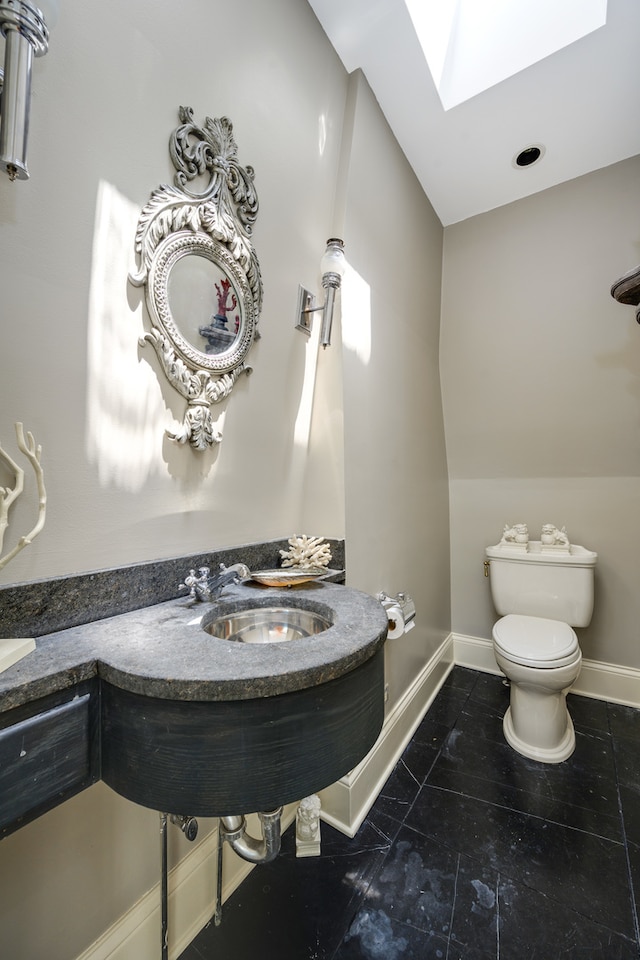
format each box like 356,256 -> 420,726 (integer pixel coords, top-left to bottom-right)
502,704 -> 576,764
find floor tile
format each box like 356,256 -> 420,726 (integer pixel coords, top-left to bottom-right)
439,665 -> 479,695
466,671 -> 510,711
615,734 -> 640,789
627,841 -> 640,937
609,703 -> 640,743
448,853 -> 499,957
567,691 -> 611,733
369,744 -> 433,824
353,826 -> 458,935
334,826 -> 459,960
427,724 -> 623,841
410,713 -> 453,753
456,702 -> 506,749
360,807 -> 405,848
420,686 -> 470,728
404,785 -> 636,939
498,873 -> 640,959
334,910 -> 450,960
620,783 -> 640,847
185,821 -> 389,960
178,670 -> 640,960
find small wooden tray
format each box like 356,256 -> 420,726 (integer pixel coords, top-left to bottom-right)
249,568 -> 329,587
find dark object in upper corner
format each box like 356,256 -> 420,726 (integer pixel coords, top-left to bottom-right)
611,263 -> 640,323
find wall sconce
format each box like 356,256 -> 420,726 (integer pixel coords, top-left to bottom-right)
296,238 -> 346,348
0,0 -> 56,181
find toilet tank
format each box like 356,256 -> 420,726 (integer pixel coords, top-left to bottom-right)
485,541 -> 597,627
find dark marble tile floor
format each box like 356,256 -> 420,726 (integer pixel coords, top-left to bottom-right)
178,667 -> 640,959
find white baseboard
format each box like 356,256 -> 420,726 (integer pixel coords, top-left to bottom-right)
319,634 -> 455,837
74,806 -> 297,960
452,633 -> 502,676
453,632 -> 640,708
567,657 -> 640,707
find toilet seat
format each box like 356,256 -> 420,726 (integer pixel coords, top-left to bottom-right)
493,614 -> 580,668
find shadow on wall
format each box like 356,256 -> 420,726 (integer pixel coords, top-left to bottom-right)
596,322 -> 640,410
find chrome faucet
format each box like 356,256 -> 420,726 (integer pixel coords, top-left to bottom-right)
180,562 -> 251,602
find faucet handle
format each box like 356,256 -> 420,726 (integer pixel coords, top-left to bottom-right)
179,568 -> 200,598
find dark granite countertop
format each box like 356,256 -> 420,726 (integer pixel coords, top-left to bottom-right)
0,581 -> 388,713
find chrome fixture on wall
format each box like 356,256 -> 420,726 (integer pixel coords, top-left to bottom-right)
611,262 -> 640,324
296,238 -> 346,348
378,591 -> 416,639
0,0 -> 56,181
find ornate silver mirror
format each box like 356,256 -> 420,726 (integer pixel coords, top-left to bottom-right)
130,107 -> 263,450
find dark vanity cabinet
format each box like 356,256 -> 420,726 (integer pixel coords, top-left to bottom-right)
0,680 -> 100,838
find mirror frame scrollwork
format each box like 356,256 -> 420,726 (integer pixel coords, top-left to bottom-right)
130,106 -> 263,450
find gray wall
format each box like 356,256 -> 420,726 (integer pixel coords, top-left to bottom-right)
0,3 -> 449,957
0,0 -> 349,585
339,73 -> 450,704
441,156 -> 640,669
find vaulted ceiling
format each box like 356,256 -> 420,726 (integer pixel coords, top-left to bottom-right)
307,0 -> 640,225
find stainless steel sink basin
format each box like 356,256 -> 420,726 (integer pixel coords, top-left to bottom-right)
203,606 -> 332,643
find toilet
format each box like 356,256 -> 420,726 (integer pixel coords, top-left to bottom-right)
485,532 -> 597,763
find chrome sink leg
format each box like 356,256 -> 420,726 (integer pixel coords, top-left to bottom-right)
160,812 -> 168,960
160,811 -> 200,958
214,822 -> 224,926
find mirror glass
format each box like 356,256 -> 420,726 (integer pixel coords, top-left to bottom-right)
168,254 -> 243,356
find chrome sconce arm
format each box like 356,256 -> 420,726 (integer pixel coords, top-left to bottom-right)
296,238 -> 346,348
0,0 -> 55,181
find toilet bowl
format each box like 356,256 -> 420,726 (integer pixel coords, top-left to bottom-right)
485,533 -> 596,763
492,614 -> 582,763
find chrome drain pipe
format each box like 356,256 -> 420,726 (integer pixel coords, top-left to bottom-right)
170,813 -> 199,842
219,807 -> 283,864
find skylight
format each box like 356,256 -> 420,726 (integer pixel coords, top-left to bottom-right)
403,0 -> 608,110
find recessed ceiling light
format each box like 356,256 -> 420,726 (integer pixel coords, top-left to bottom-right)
513,144 -> 545,168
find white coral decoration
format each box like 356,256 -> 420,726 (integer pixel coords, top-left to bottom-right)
0,423 -> 46,572
280,535 -> 332,570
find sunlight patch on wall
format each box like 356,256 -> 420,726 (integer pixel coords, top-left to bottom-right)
318,112 -> 328,156
404,0 -> 607,110
294,312 -> 321,448
341,265 -> 371,367
86,181 -> 169,492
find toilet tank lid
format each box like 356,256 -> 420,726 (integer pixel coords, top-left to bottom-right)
486,541 -> 597,567
494,614 -> 579,663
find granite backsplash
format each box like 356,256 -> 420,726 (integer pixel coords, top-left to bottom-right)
0,539 -> 345,639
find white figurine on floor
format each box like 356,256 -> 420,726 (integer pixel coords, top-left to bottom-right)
296,794 -> 322,857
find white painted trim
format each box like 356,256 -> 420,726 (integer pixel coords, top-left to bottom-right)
74,807 -> 297,960
571,657 -> 640,707
452,632 -> 640,709
319,634 -> 454,837
452,632 -> 501,676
